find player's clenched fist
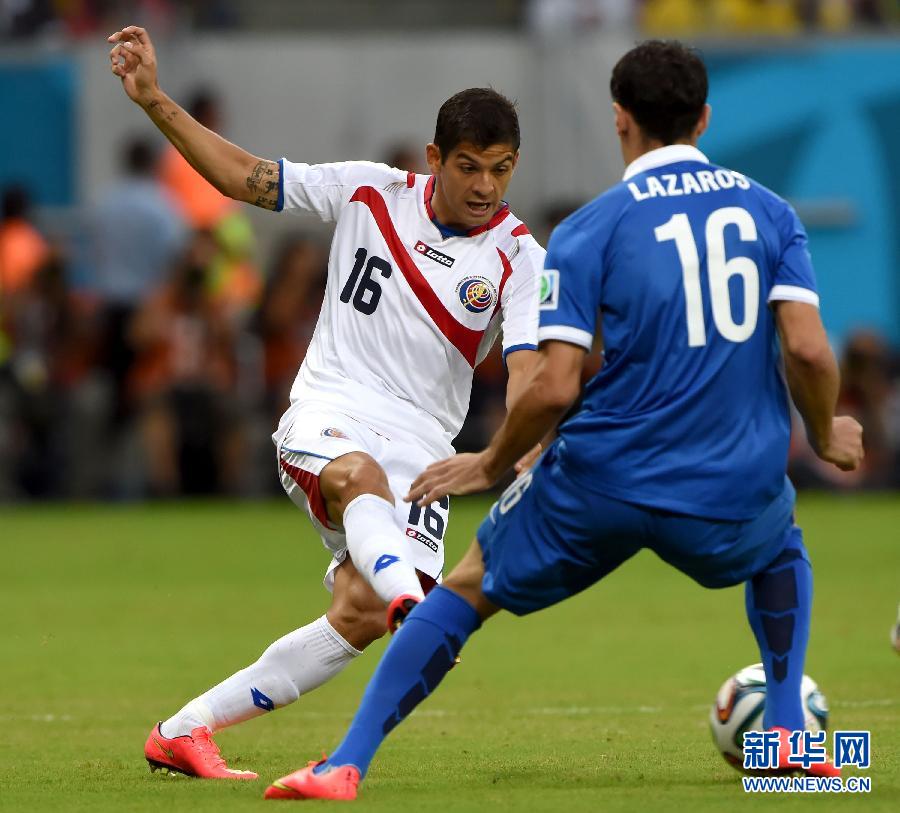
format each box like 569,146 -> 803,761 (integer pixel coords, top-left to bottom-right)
108,25 -> 159,107
818,415 -> 864,472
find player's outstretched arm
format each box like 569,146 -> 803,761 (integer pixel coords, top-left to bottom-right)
775,300 -> 863,471
406,341 -> 583,505
108,25 -> 279,210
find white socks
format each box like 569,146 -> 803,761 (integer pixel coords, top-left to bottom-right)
158,495 -> 421,740
159,616 -> 360,738
342,494 -> 424,605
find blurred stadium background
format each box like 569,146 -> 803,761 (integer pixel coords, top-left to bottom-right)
1,0 -> 899,502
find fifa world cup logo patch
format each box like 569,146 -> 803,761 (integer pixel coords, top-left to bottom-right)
456,276 -> 497,313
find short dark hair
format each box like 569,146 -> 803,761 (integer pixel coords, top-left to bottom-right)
433,88 -> 520,158
610,40 -> 708,145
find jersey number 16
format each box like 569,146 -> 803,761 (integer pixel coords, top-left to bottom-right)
340,247 -> 392,315
655,206 -> 759,347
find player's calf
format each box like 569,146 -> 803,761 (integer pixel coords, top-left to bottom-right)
321,454 -> 425,607
328,558 -> 392,649
443,539 -> 500,622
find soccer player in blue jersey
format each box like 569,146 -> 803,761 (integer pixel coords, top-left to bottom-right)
263,40 -> 864,801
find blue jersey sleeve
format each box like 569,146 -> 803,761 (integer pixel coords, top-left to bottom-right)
768,202 -> 819,307
537,222 -> 602,351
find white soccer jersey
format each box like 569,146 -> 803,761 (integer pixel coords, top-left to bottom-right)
274,159 -> 543,458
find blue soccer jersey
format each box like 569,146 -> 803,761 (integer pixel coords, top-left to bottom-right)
540,145 -> 819,520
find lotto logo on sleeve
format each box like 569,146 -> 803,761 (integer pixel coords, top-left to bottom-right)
456,277 -> 497,313
539,270 -> 559,310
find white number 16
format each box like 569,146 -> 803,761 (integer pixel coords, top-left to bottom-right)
654,207 -> 759,347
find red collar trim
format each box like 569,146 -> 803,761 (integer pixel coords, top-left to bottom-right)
423,175 -> 511,238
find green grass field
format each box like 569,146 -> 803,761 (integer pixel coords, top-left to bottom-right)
1,494 -> 897,811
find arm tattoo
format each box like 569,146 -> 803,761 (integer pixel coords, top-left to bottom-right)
147,100 -> 178,123
246,160 -> 279,210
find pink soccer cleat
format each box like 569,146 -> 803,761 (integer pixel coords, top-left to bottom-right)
144,722 -> 258,779
264,758 -> 360,800
770,727 -> 842,778
386,594 -> 420,634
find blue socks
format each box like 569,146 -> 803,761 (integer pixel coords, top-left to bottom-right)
744,527 -> 812,731
324,585 -> 482,777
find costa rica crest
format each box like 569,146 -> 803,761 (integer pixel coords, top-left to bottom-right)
456,276 -> 497,313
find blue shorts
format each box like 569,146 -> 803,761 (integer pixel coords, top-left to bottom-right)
477,443 -> 797,616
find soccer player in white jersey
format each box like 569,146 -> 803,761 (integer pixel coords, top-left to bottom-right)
108,26 -> 544,780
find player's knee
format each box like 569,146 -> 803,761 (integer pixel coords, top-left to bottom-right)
343,458 -> 390,501
322,453 -> 392,517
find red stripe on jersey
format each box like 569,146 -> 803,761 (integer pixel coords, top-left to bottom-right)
406,171 -> 415,189
511,223 -> 530,237
350,186 -> 484,366
491,247 -> 515,318
280,457 -> 334,529
424,175 -> 436,220
467,206 -> 510,236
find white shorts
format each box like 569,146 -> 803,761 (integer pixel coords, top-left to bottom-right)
273,403 -> 449,591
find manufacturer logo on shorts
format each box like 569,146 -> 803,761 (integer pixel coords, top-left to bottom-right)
321,427 -> 349,439
406,527 -> 439,552
414,240 -> 455,268
456,276 -> 496,313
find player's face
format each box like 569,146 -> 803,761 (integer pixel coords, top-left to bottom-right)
426,141 -> 519,230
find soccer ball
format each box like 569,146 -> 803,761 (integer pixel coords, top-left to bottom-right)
709,663 -> 829,770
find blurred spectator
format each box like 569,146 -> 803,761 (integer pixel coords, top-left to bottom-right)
526,0 -> 634,34
84,136 -> 187,420
0,250 -> 101,497
0,185 -> 50,298
159,89 -> 236,229
160,89 -> 262,319
128,230 -> 243,496
536,198 -> 584,245
788,329 -> 900,490
640,0 -> 894,33
257,234 -> 326,424
382,142 -> 428,175
0,0 -> 54,38
186,0 -> 240,30
0,0 -> 181,40
837,330 -> 898,486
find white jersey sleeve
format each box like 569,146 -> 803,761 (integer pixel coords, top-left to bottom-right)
499,232 -> 542,359
276,159 -> 408,223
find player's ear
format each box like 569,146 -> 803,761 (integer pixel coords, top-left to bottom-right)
425,143 -> 442,174
612,102 -> 628,137
694,104 -> 711,140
